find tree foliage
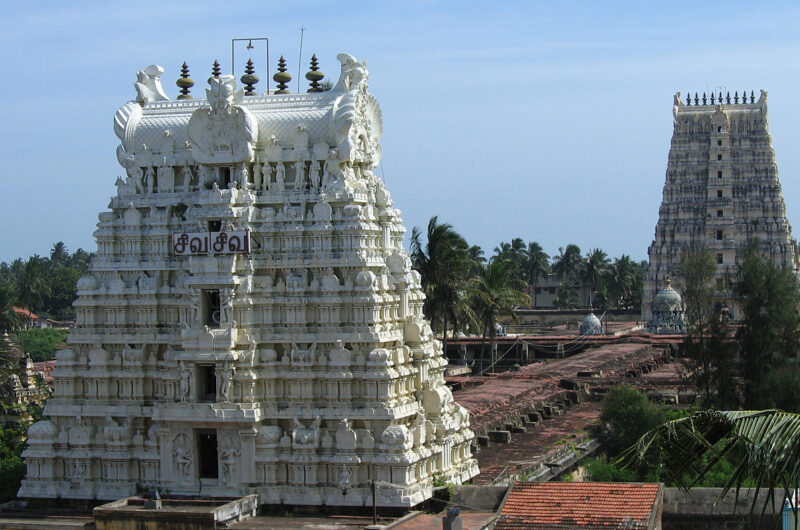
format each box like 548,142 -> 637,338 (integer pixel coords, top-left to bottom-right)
0,242 -> 93,321
733,240 -> 800,409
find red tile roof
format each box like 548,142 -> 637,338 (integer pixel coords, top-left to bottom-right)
495,481 -> 661,529
12,307 -> 38,320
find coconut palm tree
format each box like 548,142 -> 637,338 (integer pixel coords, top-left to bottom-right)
522,241 -> 549,307
50,241 -> 69,264
470,260 -> 530,374
552,244 -> 583,282
618,409 -> 800,516
0,285 -> 21,333
582,248 -> 610,307
410,216 -> 470,355
607,254 -> 637,307
15,256 -> 50,313
553,280 -> 578,309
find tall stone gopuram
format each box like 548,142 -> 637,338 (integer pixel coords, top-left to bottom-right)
19,53 -> 478,506
644,90 -> 798,320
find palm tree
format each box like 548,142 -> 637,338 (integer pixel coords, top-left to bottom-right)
552,244 -> 582,282
553,280 -> 578,309
15,256 -> 51,313
607,254 -> 637,307
522,241 -> 549,307
50,241 -> 69,264
582,248 -> 610,307
410,216 -> 469,355
618,409 -> 800,516
470,260 -> 530,374
0,285 -> 21,333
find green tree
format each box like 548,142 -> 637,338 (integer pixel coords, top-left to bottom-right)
678,248 -> 737,408
582,248 -> 610,307
606,255 -> 641,308
598,385 -> 668,456
0,285 -> 21,334
470,260 -> 529,374
553,280 -> 577,309
410,217 -> 470,355
15,256 -> 51,313
734,240 -> 800,409
522,241 -> 549,307
49,241 -> 68,264
552,244 -> 583,283
619,409 -> 800,516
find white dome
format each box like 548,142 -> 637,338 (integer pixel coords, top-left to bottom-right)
580,313 -> 603,335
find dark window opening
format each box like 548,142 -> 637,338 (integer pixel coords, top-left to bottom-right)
203,289 -> 220,326
717,171 -> 723,178
219,167 -> 232,188
717,140 -> 722,146
208,220 -> 222,232
717,126 -> 722,132
716,230 -> 723,240
717,253 -> 724,264
197,431 -> 218,479
717,210 -> 723,218
717,190 -> 723,198
198,364 -> 216,402
717,154 -> 722,160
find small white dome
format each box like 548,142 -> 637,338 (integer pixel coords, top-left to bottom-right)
580,313 -> 603,335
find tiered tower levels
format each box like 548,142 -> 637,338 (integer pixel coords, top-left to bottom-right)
19,54 -> 478,506
643,91 -> 798,320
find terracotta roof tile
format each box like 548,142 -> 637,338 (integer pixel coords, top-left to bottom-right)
495,481 -> 661,529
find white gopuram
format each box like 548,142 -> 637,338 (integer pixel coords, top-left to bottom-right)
19,54 -> 478,506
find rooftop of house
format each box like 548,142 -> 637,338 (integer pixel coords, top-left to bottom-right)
495,481 -> 662,529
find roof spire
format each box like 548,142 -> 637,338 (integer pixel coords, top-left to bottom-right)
211,60 -> 221,81
273,56 -> 291,94
176,62 -> 194,100
305,54 -> 324,93
241,58 -> 259,96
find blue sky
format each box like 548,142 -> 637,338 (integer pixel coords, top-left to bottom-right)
2,1 -> 800,263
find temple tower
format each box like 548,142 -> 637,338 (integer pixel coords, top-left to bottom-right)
19,53 -> 478,506
643,90 -> 798,320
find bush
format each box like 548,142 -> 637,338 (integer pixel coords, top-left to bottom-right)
12,328 -> 69,362
598,385 -> 668,456
584,456 -> 638,482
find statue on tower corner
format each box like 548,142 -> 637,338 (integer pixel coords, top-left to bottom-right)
188,75 -> 258,165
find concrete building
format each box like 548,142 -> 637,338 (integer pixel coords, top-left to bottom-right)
19,53 -> 477,506
644,91 -> 798,320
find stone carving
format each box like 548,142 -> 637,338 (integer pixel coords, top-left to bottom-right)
218,432 -> 240,485
274,162 -> 286,190
188,75 -> 258,164
329,340 -> 351,365
335,419 -> 357,450
256,425 -> 282,445
172,432 -> 193,483
217,363 -> 235,402
178,361 -> 192,402
292,417 -> 321,448
134,64 -> 169,106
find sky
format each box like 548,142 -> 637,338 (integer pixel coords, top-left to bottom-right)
2,1 -> 800,264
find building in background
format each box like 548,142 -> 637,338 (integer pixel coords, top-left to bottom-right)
643,91 -> 798,320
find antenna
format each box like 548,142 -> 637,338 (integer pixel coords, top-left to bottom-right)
297,26 -> 306,93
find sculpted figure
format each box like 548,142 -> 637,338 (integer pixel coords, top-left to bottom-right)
308,161 -> 321,189
236,163 -> 249,189
179,361 -> 192,402
181,165 -> 194,192
252,159 -> 262,190
218,363 -> 235,402
262,162 -> 273,190
220,288 -> 234,324
294,161 -> 306,190
144,166 -> 156,194
275,162 -> 286,190
219,439 -> 239,484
